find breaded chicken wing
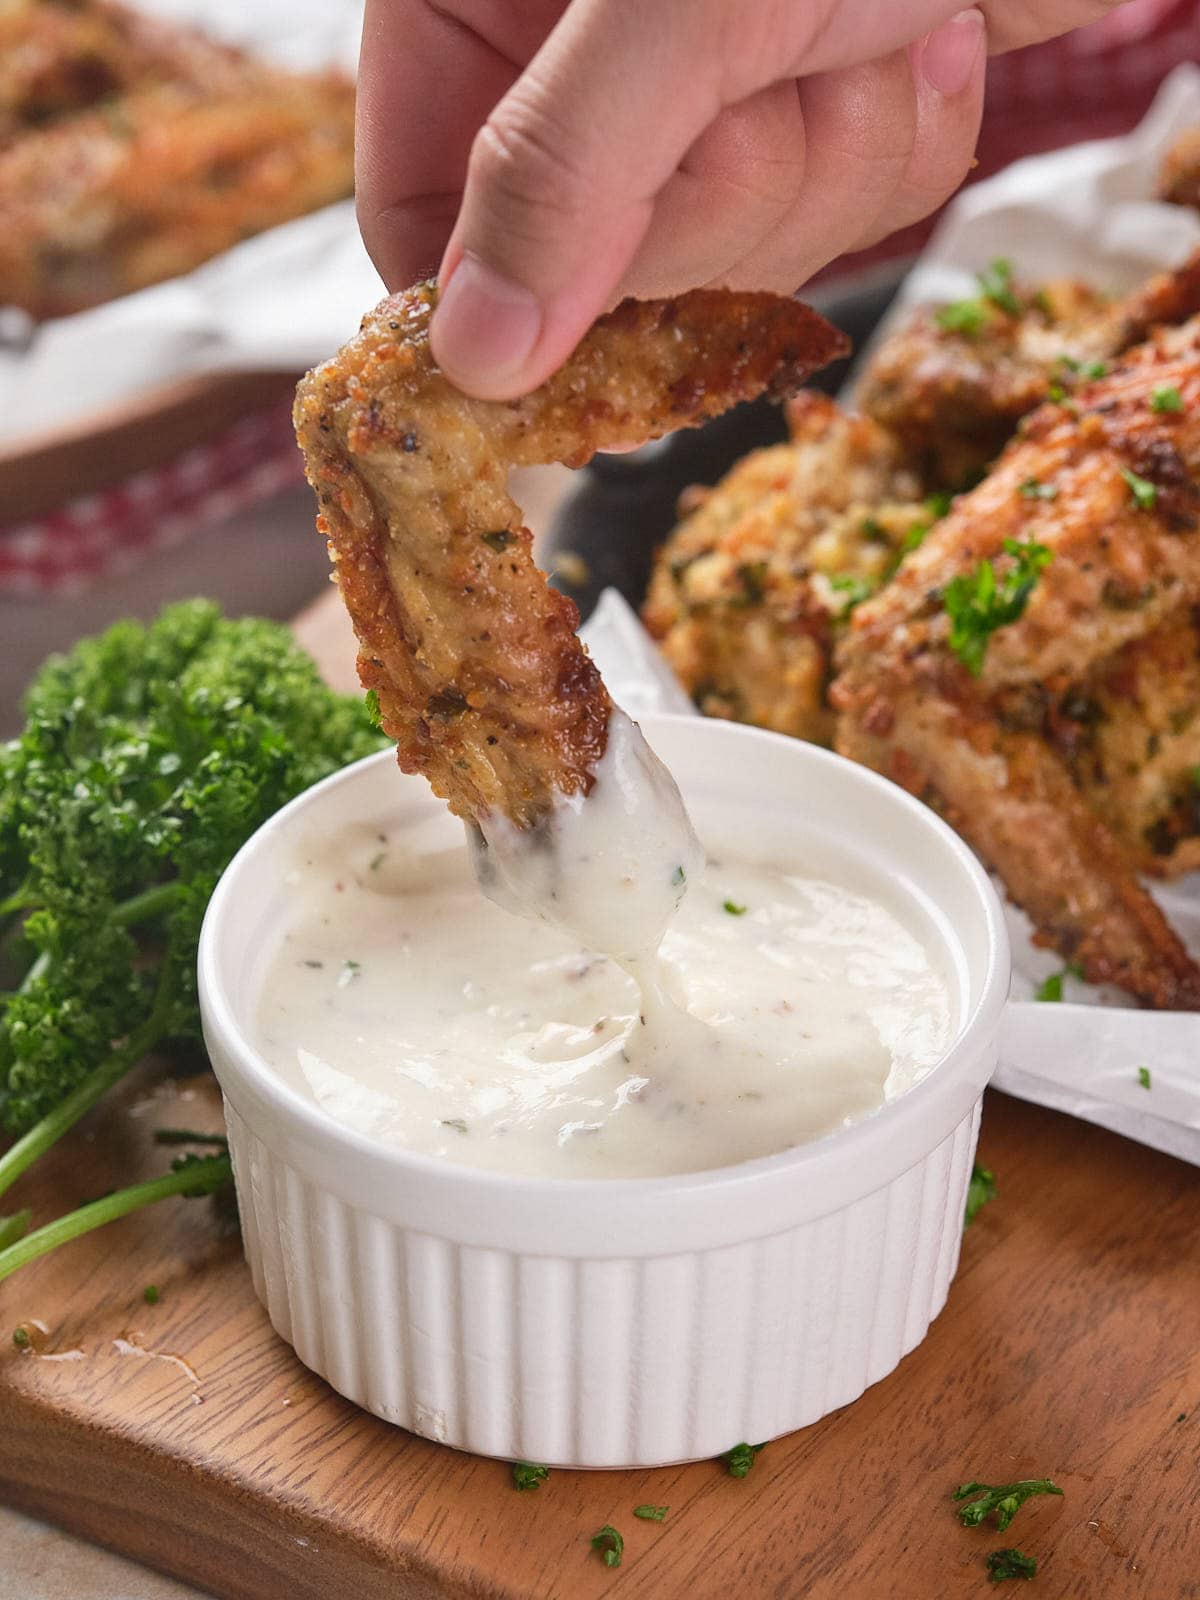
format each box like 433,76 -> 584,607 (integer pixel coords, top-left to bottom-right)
0,0 -> 254,146
857,249 -> 1200,487
295,283 -> 846,829
834,317 -> 1200,1008
0,65 -> 354,318
642,393 -> 931,740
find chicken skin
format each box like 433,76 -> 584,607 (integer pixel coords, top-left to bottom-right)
295,282 -> 845,829
834,317 -> 1200,1009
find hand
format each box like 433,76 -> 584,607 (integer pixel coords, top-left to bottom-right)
357,0 -> 1124,398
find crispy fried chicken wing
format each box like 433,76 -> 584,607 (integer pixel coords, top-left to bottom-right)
856,249 -> 1200,486
834,317 -> 1200,1008
642,393 -> 929,740
0,0 -> 255,146
0,66 -> 354,319
295,283 -> 846,829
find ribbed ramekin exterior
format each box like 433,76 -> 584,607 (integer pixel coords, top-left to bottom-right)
224,1094 -> 981,1468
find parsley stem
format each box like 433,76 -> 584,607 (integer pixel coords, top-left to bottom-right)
108,881 -> 181,928
0,1154 -> 232,1285
0,883 -> 35,918
0,1208 -> 32,1250
0,970 -> 175,1201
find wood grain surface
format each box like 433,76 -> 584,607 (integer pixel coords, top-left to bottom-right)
1,598 -> 1197,1600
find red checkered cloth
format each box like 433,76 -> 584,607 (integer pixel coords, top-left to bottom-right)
2,0 -> 1196,597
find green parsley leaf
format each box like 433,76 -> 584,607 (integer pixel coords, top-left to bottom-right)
943,539 -> 1053,676
986,1548 -> 1038,1583
143,1284 -> 160,1304
830,573 -> 875,617
1150,385 -> 1183,414
671,864 -> 687,887
511,1461 -> 549,1491
12,1325 -> 31,1349
964,1162 -> 996,1229
953,1479 -> 1063,1532
441,1117 -> 469,1134
937,298 -> 986,337
977,258 -> 1022,317
633,1505 -> 669,1522
721,1441 -> 766,1478
1018,478 -> 1058,501
1033,962 -> 1082,1002
590,1525 -> 624,1568
1047,381 -> 1067,403
1120,467 -> 1157,510
925,491 -> 954,520
723,900 -> 747,916
1137,1066 -> 1151,1090
364,688 -> 383,729
481,530 -> 512,552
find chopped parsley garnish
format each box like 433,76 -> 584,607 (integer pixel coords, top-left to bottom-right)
1047,382 -> 1067,404
1150,385 -> 1183,414
935,261 -> 1024,333
1018,478 -> 1058,501
590,1525 -> 624,1568
723,900 -> 747,916
671,865 -> 687,887
1120,467 -> 1157,511
926,491 -> 954,520
900,522 -> 930,557
953,1479 -> 1063,1531
937,299 -> 987,336
964,1162 -> 996,1228
1137,1066 -> 1152,1090
481,530 -> 512,552
633,1505 -> 669,1522
860,516 -> 887,543
364,687 -> 383,728
1058,355 -> 1108,380
986,1548 -> 1038,1583
143,1284 -> 160,1304
943,539 -> 1053,676
1033,962 -> 1083,1003
441,1118 -> 469,1134
511,1461 -> 549,1491
722,1441 -> 766,1478
369,851 -> 385,871
830,573 -> 875,616
977,258 -> 1022,317
12,1325 -> 31,1349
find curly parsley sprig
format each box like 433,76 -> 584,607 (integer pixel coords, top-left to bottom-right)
0,602 -> 383,1271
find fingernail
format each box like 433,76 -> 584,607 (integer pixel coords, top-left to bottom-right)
431,253 -> 542,396
920,7 -> 985,98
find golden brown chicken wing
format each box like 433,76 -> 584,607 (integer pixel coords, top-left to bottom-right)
834,316 -> 1200,1008
856,249 -> 1200,487
295,282 -> 846,829
642,393 -> 933,740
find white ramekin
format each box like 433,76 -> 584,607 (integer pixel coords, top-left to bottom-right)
199,714 -> 1009,1468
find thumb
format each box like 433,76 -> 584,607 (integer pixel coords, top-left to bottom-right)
430,0 -> 963,399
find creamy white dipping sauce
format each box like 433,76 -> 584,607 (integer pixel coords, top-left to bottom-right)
252,766 -> 953,1179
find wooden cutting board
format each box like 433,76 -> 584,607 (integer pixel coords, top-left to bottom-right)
1,597 -> 1197,1600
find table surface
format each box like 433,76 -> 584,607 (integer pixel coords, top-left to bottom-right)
2,518 -> 1198,1600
